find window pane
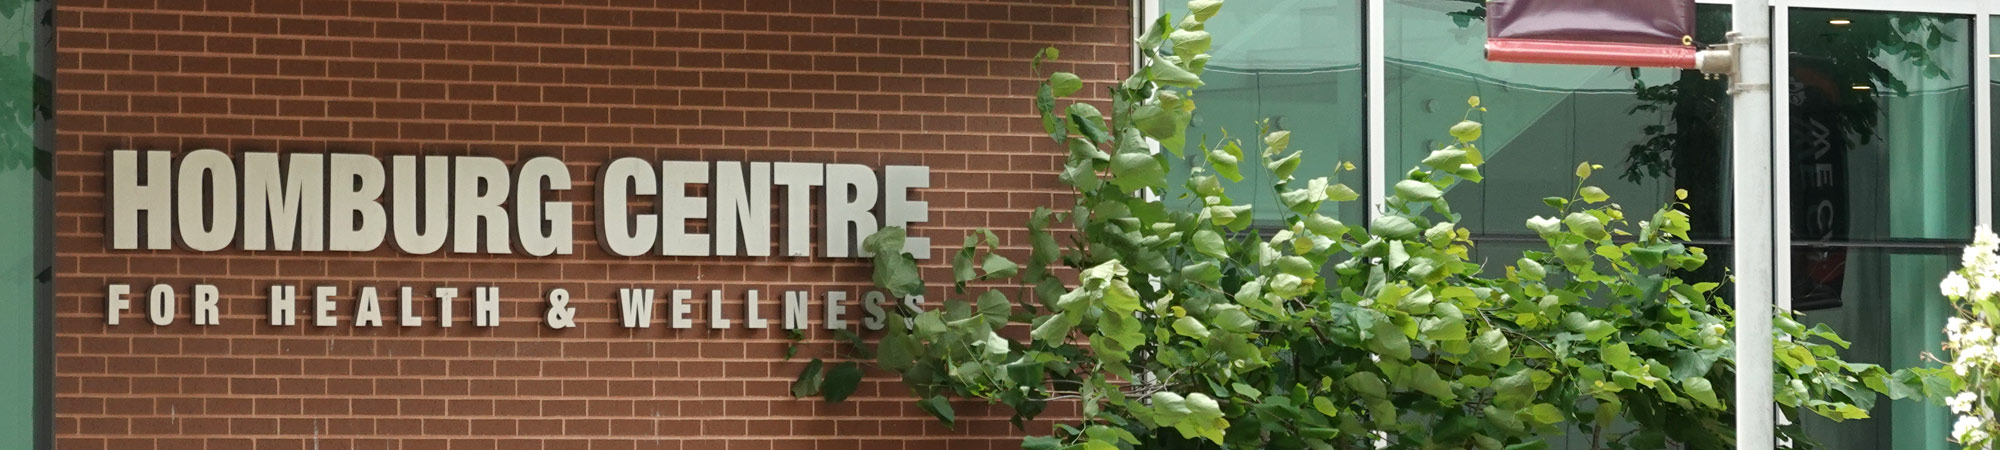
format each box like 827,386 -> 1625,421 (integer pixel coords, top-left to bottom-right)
1991,16 -> 1999,222
1164,0 -> 1366,226
1789,9 -> 1973,244
1385,1 -> 1733,241
1795,247 -> 1954,450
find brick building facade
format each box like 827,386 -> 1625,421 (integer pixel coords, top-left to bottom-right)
52,0 -> 1129,448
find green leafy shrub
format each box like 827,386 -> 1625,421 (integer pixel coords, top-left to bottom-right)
791,1 -> 1953,448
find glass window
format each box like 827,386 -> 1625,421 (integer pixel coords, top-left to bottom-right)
1163,0 -> 1366,227
1790,10 -> 1974,245
1385,1 -> 1733,288
1385,1 -> 1734,244
1787,9 -> 1972,450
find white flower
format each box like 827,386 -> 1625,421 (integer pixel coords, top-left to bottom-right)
1975,227 -> 2000,250
1945,272 -> 1973,298
1950,392 -> 1979,414
1955,361 -> 1972,376
1956,415 -> 1990,444
1964,344 -> 1991,362
1971,326 -> 1995,346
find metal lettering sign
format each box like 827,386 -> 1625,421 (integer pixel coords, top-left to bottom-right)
100,150 -> 935,331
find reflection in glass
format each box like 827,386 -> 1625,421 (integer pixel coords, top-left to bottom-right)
1163,0 -> 1365,227
1787,9 -> 1969,450
1794,248 -> 1955,450
1385,1 -> 1733,244
1789,9 -> 1972,246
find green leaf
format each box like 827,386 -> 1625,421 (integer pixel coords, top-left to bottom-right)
1169,29 -> 1212,57
1266,152 -> 1301,181
976,290 -> 1011,327
862,228 -> 924,297
1394,179 -> 1443,201
917,395 -> 956,427
1371,215 -> 1421,240
822,361 -> 863,402
1232,383 -> 1263,400
1326,183 -> 1360,202
914,310 -> 946,339
1525,216 -> 1561,238
1149,60 -> 1204,88
1516,257 -> 1546,281
980,330 -> 1011,356
1449,120 -> 1482,142
1192,229 -> 1228,258
1181,261 -> 1222,284
1068,103 -> 1110,143
1305,215 -> 1347,236
1186,393 -> 1222,419
1602,342 -> 1635,370
1213,306 -> 1256,333
1210,144 -> 1243,182
876,331 -> 916,371
1684,377 -> 1721,408
1037,85 -> 1063,143
1030,314 -> 1076,342
791,358 -> 825,397
1470,328 -> 1510,367
1368,320 -> 1412,360
1173,316 -> 1211,339
1312,396 -> 1340,417
1152,392 -> 1190,424
1345,372 -> 1389,399
981,253 -> 1019,279
1188,0 -> 1223,22
1408,364 -> 1457,401
1062,161 -> 1101,192
1131,104 -> 1180,141
1048,72 -> 1083,97
1022,436 -> 1063,450
1525,403 -> 1565,425
1263,130 -> 1292,153
1574,162 -> 1593,179
1111,152 -> 1165,192
1580,186 -> 1610,203
1563,212 -> 1609,241
1492,370 -> 1536,408
1067,137 -> 1109,163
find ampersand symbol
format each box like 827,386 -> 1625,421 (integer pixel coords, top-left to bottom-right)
545,288 -> 576,329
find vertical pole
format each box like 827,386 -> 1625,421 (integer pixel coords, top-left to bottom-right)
1365,0 -> 1386,221
1731,0 -> 1776,448
1977,12 -> 1993,230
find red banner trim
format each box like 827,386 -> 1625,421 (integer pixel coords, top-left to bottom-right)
1485,38 -> 1697,69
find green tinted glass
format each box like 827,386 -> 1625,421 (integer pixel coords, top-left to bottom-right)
1787,9 -> 1970,450
1385,1 -> 1733,242
1163,0 -> 1365,227
1795,248 -> 1955,450
0,0 -> 39,443
1790,9 -> 1973,244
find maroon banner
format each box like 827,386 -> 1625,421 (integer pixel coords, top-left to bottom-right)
1485,0 -> 1698,68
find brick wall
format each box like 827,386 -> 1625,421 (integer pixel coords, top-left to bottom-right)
53,0 -> 1128,448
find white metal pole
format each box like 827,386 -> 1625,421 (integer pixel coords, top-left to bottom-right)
1365,0 -> 1387,221
1977,13 -> 1993,229
1731,0 -> 1776,448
